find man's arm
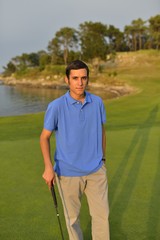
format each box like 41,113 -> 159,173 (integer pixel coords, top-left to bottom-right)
102,124 -> 106,161
40,129 -> 55,189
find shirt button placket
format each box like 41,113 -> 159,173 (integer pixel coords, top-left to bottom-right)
80,107 -> 85,121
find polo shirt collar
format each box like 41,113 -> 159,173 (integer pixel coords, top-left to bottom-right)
65,91 -> 92,105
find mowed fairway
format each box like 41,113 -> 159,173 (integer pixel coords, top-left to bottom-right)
0,51 -> 160,239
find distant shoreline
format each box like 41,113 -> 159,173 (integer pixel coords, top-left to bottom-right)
0,76 -> 136,99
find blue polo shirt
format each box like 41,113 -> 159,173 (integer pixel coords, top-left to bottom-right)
44,91 -> 106,176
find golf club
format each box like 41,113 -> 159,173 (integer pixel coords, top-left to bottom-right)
51,185 -> 64,240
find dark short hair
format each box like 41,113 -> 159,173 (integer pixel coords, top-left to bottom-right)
65,60 -> 89,79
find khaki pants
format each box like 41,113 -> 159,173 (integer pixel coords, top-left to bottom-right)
56,164 -> 110,240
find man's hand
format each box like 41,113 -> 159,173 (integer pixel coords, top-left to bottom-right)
42,166 -> 55,189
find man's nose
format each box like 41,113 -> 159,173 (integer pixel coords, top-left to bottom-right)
78,78 -> 83,85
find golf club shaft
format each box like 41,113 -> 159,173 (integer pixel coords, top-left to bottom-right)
51,185 -> 64,240
51,184 -> 58,208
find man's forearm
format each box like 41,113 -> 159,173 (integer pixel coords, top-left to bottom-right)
40,130 -> 55,188
40,133 -> 52,168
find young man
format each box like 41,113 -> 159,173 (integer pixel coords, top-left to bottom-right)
40,60 -> 110,240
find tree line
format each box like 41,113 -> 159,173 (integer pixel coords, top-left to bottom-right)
3,14 -> 160,76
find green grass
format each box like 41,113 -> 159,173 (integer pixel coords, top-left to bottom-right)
0,51 -> 160,239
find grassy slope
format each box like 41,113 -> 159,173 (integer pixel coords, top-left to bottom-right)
0,50 -> 160,239
105,50 -> 160,240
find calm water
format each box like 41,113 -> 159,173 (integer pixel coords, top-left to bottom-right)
0,82 -> 113,117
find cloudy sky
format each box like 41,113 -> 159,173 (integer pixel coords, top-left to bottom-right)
0,0 -> 160,72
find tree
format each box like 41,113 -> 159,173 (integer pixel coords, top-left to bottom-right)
38,51 -> 51,70
79,21 -> 108,61
11,52 -> 40,71
48,27 -> 78,65
131,18 -> 147,50
124,25 -> 133,51
3,61 -> 16,76
48,37 -> 63,64
11,54 -> 29,71
106,25 -> 126,52
124,18 -> 147,51
28,53 -> 39,67
148,15 -> 160,49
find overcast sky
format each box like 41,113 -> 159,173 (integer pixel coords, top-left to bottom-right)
0,0 -> 160,72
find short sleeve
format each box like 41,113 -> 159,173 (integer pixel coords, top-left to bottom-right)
44,101 -> 58,131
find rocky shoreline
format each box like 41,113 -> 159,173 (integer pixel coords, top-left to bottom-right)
0,76 -> 136,98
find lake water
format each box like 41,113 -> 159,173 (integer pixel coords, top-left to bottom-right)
0,82 -> 113,117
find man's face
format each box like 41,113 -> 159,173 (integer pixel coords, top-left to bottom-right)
65,68 -> 89,99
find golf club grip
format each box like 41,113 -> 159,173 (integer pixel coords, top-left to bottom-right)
51,185 -> 58,208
